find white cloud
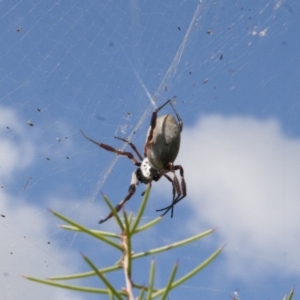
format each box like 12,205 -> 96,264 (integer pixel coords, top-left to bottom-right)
0,106 -> 85,300
0,192 -> 85,300
0,107 -> 34,180
178,115 -> 300,279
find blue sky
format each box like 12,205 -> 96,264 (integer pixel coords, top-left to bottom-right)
0,0 -> 299,299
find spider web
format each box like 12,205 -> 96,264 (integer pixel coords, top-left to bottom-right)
0,0 -> 299,299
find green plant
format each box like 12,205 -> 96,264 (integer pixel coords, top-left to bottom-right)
283,288 -> 295,300
25,185 -> 222,299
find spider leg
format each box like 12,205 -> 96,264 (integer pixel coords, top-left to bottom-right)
156,164 -> 181,217
163,170 -> 181,217
163,174 -> 175,202
143,99 -> 171,157
162,173 -> 176,216
169,101 -> 183,132
114,136 -> 143,161
80,130 -> 141,166
99,171 -> 139,224
174,164 -> 187,203
156,164 -> 186,217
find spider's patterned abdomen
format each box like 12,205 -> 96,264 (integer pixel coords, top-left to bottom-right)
147,114 -> 181,171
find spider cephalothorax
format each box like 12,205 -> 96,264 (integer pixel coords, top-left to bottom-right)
80,99 -> 186,224
136,158 -> 160,184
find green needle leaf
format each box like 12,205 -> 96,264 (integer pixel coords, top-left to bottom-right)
131,184 -> 151,233
132,228 -> 216,259
137,286 -> 146,300
133,216 -> 162,234
101,193 -> 124,230
146,259 -> 155,300
152,245 -> 224,298
161,261 -> 178,300
49,264 -> 122,281
25,276 -> 110,294
123,210 -> 133,277
284,287 -> 295,300
82,254 -> 123,300
49,210 -> 123,251
59,225 -> 120,239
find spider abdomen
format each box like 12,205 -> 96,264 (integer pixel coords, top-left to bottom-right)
147,114 -> 181,170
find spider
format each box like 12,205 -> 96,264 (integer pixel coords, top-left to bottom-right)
80,99 -> 186,224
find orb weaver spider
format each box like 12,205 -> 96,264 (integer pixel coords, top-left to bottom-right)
80,99 -> 186,223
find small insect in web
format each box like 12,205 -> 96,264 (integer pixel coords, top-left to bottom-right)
80,99 -> 186,224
